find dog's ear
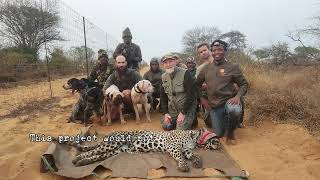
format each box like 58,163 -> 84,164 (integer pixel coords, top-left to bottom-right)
113,94 -> 123,106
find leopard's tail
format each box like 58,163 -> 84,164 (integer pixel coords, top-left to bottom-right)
51,137 -> 100,152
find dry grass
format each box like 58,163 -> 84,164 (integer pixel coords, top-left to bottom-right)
244,64 -> 320,136
0,75 -> 82,118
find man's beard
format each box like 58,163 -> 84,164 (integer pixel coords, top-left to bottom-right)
100,61 -> 108,66
116,66 -> 127,74
165,67 -> 174,74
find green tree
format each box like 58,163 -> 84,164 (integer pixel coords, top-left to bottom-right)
50,48 -> 69,67
269,42 -> 292,65
253,48 -> 271,60
0,47 -> 34,65
219,30 -> 247,52
294,46 -> 320,58
68,46 -> 95,62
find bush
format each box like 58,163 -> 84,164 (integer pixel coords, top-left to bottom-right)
0,47 -> 34,65
244,63 -> 320,135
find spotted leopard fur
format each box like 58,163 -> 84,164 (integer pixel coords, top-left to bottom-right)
58,128 -> 220,172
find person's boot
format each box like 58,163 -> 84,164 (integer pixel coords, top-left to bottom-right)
226,131 -> 237,145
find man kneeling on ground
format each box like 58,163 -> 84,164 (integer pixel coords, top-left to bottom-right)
160,54 -> 197,130
103,55 -> 142,119
196,40 -> 248,145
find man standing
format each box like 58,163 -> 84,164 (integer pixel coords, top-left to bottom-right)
195,43 -> 214,78
195,43 -> 214,127
113,27 -> 142,71
104,55 -> 142,116
160,54 -> 197,130
88,49 -> 114,86
186,57 -> 197,79
143,57 -> 165,111
196,40 -> 248,145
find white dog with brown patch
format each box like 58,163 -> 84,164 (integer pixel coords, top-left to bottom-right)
103,85 -> 125,125
131,80 -> 154,124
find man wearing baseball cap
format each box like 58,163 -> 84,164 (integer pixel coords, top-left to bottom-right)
113,27 -> 142,71
88,49 -> 114,86
196,40 -> 248,145
160,54 -> 197,130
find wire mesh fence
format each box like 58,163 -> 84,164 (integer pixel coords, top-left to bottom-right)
0,0 -> 120,88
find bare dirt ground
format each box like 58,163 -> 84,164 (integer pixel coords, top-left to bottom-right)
0,74 -> 319,180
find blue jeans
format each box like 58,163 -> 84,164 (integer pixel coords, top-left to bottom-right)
209,100 -> 242,138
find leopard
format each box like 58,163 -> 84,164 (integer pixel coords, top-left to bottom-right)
55,127 -> 220,172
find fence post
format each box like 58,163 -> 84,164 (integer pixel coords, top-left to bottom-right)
40,0 -> 53,98
82,16 -> 89,77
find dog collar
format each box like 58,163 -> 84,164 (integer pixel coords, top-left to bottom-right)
134,84 -> 146,94
198,131 -> 216,145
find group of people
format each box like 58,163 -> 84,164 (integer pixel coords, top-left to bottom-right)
86,27 -> 248,145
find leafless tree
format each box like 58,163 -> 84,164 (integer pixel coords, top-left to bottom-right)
0,0 -> 62,60
182,26 -> 221,56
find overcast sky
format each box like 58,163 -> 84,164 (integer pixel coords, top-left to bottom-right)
63,0 -> 319,62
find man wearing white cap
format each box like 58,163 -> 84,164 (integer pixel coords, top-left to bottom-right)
160,54 -> 197,130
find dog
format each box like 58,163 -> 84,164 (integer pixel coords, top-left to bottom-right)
103,85 -> 125,125
63,78 -> 104,126
63,78 -> 102,93
131,80 -> 154,124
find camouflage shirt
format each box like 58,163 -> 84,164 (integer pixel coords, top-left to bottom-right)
88,63 -> 115,85
196,59 -> 248,108
113,43 -> 142,70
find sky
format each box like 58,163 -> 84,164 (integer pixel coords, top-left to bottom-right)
63,0 -> 319,62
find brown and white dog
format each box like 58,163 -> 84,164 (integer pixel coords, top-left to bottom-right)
103,85 -> 125,125
131,80 -> 154,124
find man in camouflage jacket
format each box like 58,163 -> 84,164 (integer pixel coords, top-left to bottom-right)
88,49 -> 114,87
